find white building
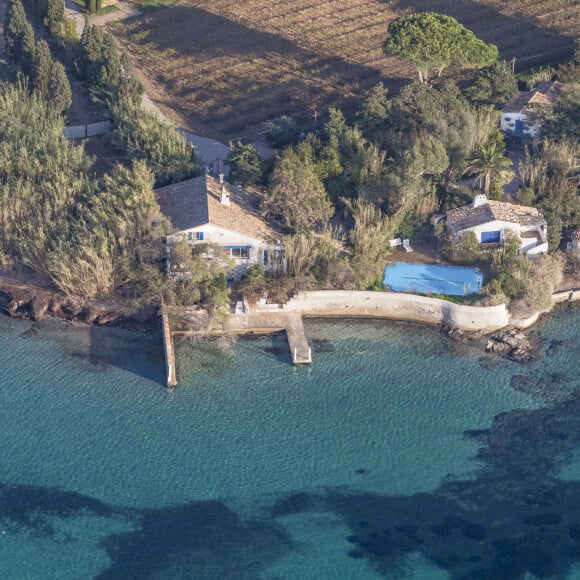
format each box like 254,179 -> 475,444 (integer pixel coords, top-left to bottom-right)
440,195 -> 548,256
500,81 -> 564,139
156,174 -> 283,280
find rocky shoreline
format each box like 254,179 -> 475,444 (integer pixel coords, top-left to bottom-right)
440,324 -> 543,364
0,278 -> 157,329
1,275 -> 577,362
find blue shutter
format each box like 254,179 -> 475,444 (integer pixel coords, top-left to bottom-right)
481,231 -> 501,243
199,231 -> 204,240
263,250 -> 268,265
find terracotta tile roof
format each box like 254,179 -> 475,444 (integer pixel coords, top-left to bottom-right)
502,81 -> 564,114
502,92 -> 535,114
446,199 -> 546,231
156,175 -> 280,242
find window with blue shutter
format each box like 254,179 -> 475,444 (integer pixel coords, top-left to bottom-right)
224,246 -> 251,258
481,231 -> 501,243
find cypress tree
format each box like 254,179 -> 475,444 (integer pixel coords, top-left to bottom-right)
78,25 -> 105,80
48,61 -> 72,114
45,0 -> 65,35
3,0 -> 34,68
32,40 -> 53,98
20,18 -> 36,75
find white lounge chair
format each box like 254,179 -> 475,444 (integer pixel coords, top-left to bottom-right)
403,239 -> 414,253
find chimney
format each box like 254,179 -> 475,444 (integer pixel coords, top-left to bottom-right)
219,173 -> 224,184
220,185 -> 230,206
472,194 -> 488,208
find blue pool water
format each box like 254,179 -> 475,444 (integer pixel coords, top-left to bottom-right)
0,305 -> 578,578
384,262 -> 483,296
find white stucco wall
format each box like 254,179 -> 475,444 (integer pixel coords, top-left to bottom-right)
453,221 -> 546,254
257,291 -> 510,332
461,220 -> 519,243
526,242 -> 549,256
500,112 -> 540,137
172,224 -> 281,280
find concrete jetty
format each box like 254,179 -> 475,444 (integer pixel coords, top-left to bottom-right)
161,307 -> 177,387
230,310 -> 312,364
161,287 -> 580,383
284,313 -> 312,364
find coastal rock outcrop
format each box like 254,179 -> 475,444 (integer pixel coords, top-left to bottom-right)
30,295 -> 49,322
486,329 -> 542,363
440,324 -> 483,343
0,277 -> 156,329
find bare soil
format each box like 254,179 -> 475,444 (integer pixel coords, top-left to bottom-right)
111,0 -> 580,141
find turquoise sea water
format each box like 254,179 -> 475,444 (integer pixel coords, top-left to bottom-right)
0,304 -> 579,579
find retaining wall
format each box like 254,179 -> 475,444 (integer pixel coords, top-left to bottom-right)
257,291 -> 510,332
552,289 -> 580,304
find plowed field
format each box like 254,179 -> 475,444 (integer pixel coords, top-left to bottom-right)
114,0 -> 580,139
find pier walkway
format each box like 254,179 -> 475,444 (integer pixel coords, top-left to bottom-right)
161,307 -> 177,387
239,311 -> 312,364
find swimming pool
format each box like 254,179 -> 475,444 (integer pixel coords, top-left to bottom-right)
383,263 -> 483,296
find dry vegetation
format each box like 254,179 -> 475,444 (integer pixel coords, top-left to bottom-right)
114,0 -> 580,139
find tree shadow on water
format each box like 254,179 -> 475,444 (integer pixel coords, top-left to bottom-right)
2,376 -> 579,578
85,324 -> 166,387
271,388 -> 580,578
0,480 -> 293,579
96,501 -> 293,580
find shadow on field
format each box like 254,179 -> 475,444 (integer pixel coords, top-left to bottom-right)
123,6 -> 408,134
388,0 -> 576,70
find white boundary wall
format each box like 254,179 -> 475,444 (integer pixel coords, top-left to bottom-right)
256,291 -> 510,332
63,120 -> 111,139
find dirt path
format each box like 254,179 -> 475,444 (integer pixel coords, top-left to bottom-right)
503,148 -> 523,199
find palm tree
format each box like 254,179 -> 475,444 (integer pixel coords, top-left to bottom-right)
465,141 -> 513,195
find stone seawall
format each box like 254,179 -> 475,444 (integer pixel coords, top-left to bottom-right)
255,291 -> 510,333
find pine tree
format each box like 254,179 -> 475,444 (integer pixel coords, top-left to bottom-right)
48,61 -> 72,114
32,40 -> 53,98
264,146 -> 333,232
227,141 -> 263,185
